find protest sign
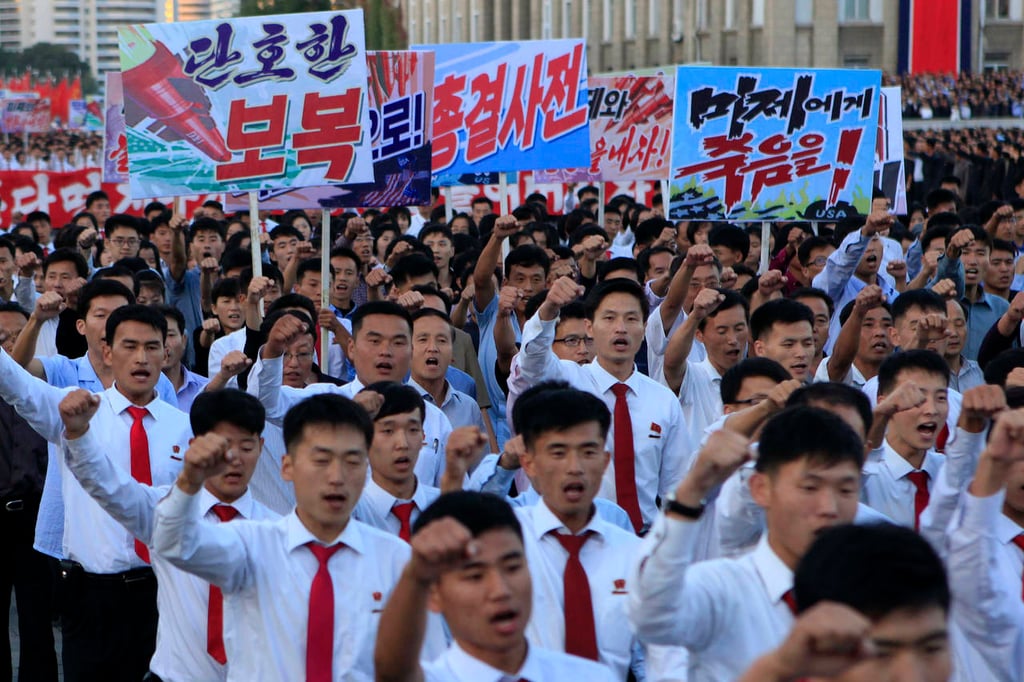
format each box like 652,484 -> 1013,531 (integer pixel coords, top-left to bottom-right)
874,86 -> 907,215
1,97 -> 51,133
669,66 -> 880,221
103,72 -> 128,184
118,11 -> 373,198
222,49 -> 434,211
69,97 -> 104,132
412,39 -> 589,184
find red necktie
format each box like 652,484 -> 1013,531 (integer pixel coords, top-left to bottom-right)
207,505 -> 240,665
1012,535 -> 1024,601
392,501 -> 415,542
781,588 -> 798,615
306,542 -> 343,682
906,470 -> 930,531
553,532 -> 599,661
127,406 -> 153,563
611,383 -> 642,533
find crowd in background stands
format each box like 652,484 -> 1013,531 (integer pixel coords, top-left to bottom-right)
0,131 -> 101,171
886,70 -> 1024,119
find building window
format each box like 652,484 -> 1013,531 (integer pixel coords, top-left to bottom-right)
563,0 -> 573,38
424,0 -> 433,42
625,0 -> 636,38
470,0 -> 480,41
725,0 -> 735,28
842,54 -> 870,68
839,0 -> 869,22
648,0 -> 660,36
986,0 -> 1011,18
542,0 -> 553,38
984,52 -> 1010,70
751,0 -> 764,27
697,0 -> 708,30
795,0 -> 812,25
602,0 -> 612,41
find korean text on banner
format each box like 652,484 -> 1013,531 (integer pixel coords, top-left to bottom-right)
118,10 -> 374,198
669,67 -> 881,222
1,97 -> 51,134
411,39 -> 589,185
874,86 -> 907,215
222,49 -> 434,211
103,72 -> 128,184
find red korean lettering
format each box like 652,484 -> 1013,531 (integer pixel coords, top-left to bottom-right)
464,66 -> 506,164
216,95 -> 288,182
828,128 -> 863,204
432,73 -> 467,171
676,133 -> 755,210
607,125 -> 636,175
540,43 -> 588,140
498,56 -> 545,151
293,89 -> 362,182
792,133 -> 829,178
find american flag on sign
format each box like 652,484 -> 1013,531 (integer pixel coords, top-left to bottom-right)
361,167 -> 416,206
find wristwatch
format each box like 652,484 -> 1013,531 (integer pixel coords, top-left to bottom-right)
664,491 -> 705,519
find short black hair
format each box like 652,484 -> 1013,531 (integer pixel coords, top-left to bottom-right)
749,298 -> 814,341
504,244 -> 551,278
362,381 -> 425,422
583,278 -> 650,322
598,257 -> 641,281
514,382 -> 610,448
410,285 -> 452,313
757,405 -> 864,474
350,300 -> 413,338
269,224 -> 302,243
77,279 -> 134,319
267,293 -> 316,325
919,225 -> 952,253
42,248 -> 88,279
211,277 -> 241,303
795,523 -> 949,617
796,236 -> 833,266
708,224 -> 750,261
926,188 -> 959,213
790,287 -> 835,319
282,393 -> 374,453
719,358 -> 791,404
837,296 -> 892,327
104,214 -> 141,238
983,348 -> 1024,388
411,307 -> 455,341
413,490 -> 523,540
786,382 -> 873,435
190,218 -> 225,241
0,302 -> 29,320
390,253 -> 439,288
890,288 -> 945,324
419,224 -> 454,244
190,389 -> 265,436
877,349 -> 949,396
155,303 -> 186,336
329,246 -> 361,271
991,238 -> 1016,256
85,190 -> 109,208
105,303 -> 168,344
219,247 -> 251,274
636,246 -> 675,279
697,289 -> 749,332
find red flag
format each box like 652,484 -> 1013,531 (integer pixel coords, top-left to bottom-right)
70,75 -> 82,100
55,76 -> 69,121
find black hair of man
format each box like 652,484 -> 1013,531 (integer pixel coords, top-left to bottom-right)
390,253 -> 439,289
219,248 -> 251,274
411,307 -> 456,342
634,218 -> 673,249
296,257 -> 333,286
513,383 -> 610,450
796,236 -> 833,267
503,244 -> 551,279
144,201 -> 167,216
471,196 -> 493,210
749,298 -> 815,341
926,189 -> 959,213
697,289 -> 750,332
77,279 -> 134,320
583,278 -> 650,322
837,296 -> 892,327
983,348 -> 1024,388
134,269 -> 166,298
719,357 -> 791,404
794,523 -> 949,617
42,247 -> 88,279
991,238 -> 1016,256
282,393 -> 374,453
190,388 -> 266,437
786,381 -> 874,435
155,303 -> 186,336
0,302 -> 28,320
877,349 -> 949,396
757,405 -> 865,474
413,490 -> 523,539
636,246 -> 675,280
919,225 -> 952,253
410,285 -> 452,313
269,225 -> 303,243
349,300 -> 413,338
105,303 -> 168,345
790,287 -> 835,319
239,263 -> 284,292
85,191 -> 109,209
362,381 -> 426,422
419,224 -> 454,244
104,214 -> 141,238
708,224 -> 751,261
267,293 -> 317,324
890,288 -> 946,324
598,257 -> 642,282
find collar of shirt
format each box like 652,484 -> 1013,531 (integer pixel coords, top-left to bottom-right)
284,510 -> 366,555
200,487 -> 257,520
346,376 -> 367,394
995,511 -> 1024,545
362,475 -> 432,515
696,355 -> 723,383
751,534 -> 794,607
441,641 -> 544,682
74,353 -> 103,388
879,440 -> 943,480
585,358 -> 639,395
530,497 -> 607,543
956,357 -> 980,378
178,365 -> 209,394
408,377 -> 460,410
106,383 -> 165,420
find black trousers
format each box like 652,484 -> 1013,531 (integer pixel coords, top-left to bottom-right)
0,495 -> 58,682
60,562 -> 158,682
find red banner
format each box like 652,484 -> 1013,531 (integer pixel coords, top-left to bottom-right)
909,0 -> 960,74
0,169 -> 220,228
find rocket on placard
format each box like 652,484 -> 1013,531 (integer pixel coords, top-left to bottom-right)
118,25 -> 232,163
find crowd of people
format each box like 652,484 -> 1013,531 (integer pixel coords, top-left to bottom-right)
887,70 -> 1024,119
0,174 -> 1021,682
0,132 -> 101,172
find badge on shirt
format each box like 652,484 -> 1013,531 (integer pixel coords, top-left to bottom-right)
372,591 -> 383,613
612,579 -> 628,595
648,423 -> 662,439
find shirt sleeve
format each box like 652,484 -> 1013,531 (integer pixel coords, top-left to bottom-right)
62,426 -> 164,544
715,465 -> 764,556
152,484 -> 254,593
0,348 -> 70,443
947,489 -> 1024,678
657,401 -> 693,497
464,454 -> 516,497
812,229 -> 868,303
247,353 -> 289,424
516,312 -> 566,384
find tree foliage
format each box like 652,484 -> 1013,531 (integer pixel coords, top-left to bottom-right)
0,43 -> 98,94
238,0 -> 406,49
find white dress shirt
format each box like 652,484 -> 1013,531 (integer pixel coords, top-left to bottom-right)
645,304 -> 698,384
423,641 -> 617,682
409,377 -> 487,432
247,355 -> 453,486
353,476 -> 440,538
861,440 -> 945,528
153,485 -> 429,681
676,357 -> 724,447
513,313 -> 694,530
247,422 -> 296,516
32,316 -> 59,358
0,349 -> 190,573
62,427 -> 278,681
207,328 -> 246,389
948,489 -> 1024,682
516,500 -> 645,681
812,355 -> 867,389
629,514 -> 794,681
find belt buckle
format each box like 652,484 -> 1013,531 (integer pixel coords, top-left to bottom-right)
124,570 -> 150,585
4,499 -> 23,512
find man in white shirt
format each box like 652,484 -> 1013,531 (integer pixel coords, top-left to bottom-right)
511,276 -> 692,534
629,406 -> 864,680
153,392 -> 424,681
0,304 -> 192,681
58,388 -> 278,682
662,288 -> 749,445
373,490 -> 617,682
249,303 -> 453,486
817,285 -> 893,389
28,249 -> 90,358
740,523 -> 953,682
863,350 -> 949,529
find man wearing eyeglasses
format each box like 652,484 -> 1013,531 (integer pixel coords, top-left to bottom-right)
103,214 -> 143,262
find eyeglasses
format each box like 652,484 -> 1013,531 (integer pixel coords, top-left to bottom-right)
807,256 -> 829,266
553,335 -> 594,348
283,351 -> 314,362
109,237 -> 139,247
730,394 -> 769,406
